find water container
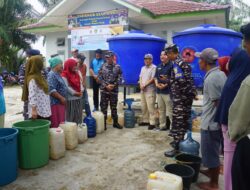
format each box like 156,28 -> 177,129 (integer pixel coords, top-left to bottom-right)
92,111 -> 105,134
147,171 -> 183,190
165,164 -> 195,190
49,127 -> 65,160
84,115 -> 96,138
118,113 -> 124,126
59,122 -> 78,150
0,128 -> 18,186
124,99 -> 135,128
179,131 -> 200,156
78,123 -> 88,143
106,114 -> 113,125
173,24 -> 243,87
117,102 -> 124,113
107,31 -> 166,84
13,119 -> 50,169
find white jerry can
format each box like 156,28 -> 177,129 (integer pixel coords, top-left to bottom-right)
78,123 -> 88,143
49,127 -> 66,160
59,122 -> 78,150
147,171 -> 183,190
92,111 -> 105,134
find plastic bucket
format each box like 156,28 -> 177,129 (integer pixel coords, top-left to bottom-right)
0,128 -> 19,186
165,164 -> 195,190
13,119 -> 50,169
175,153 -> 202,182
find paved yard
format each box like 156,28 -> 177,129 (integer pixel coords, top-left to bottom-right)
2,86 -> 224,190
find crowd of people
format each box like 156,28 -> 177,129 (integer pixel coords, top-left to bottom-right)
138,23 -> 250,190
138,45 -> 197,159
0,22 -> 249,190
198,23 -> 250,190
16,49 -> 123,131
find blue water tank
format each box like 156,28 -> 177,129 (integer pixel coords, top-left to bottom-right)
0,128 -> 18,186
173,24 -> 243,87
107,31 -> 166,85
84,116 -> 96,138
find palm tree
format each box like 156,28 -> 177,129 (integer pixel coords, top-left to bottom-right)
0,0 -> 36,73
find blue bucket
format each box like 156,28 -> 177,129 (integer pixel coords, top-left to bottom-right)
0,128 -> 19,186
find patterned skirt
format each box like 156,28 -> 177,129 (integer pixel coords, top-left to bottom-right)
66,99 -> 83,125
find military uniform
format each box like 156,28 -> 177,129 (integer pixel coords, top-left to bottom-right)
98,61 -> 123,127
169,55 -> 197,143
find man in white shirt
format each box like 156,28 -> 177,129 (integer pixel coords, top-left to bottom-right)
139,54 -> 157,130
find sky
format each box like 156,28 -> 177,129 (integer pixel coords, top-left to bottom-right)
27,0 -> 46,14
26,0 -> 46,56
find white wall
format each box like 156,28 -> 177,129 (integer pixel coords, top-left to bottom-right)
45,31 -> 68,65
72,0 -> 124,14
142,20 -> 206,44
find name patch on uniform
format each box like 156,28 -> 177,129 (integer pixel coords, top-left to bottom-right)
173,64 -> 183,79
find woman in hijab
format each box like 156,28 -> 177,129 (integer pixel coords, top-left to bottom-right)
22,55 -> 51,120
62,58 -> 83,124
218,56 -> 230,76
215,49 -> 250,190
48,57 -> 67,128
0,76 -> 6,127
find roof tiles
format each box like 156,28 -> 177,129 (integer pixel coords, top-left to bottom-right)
126,0 -> 229,15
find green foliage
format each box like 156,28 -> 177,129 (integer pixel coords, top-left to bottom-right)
0,0 -> 37,73
37,0 -> 61,9
0,46 -> 26,74
192,0 -> 250,31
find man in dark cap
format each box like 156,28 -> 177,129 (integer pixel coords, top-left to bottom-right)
164,44 -> 197,157
18,49 -> 47,120
90,49 -> 104,111
98,51 -> 123,130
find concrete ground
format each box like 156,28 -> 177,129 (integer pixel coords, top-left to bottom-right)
2,86 -> 224,190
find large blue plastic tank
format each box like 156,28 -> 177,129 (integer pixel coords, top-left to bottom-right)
173,24 -> 243,87
107,31 -> 166,85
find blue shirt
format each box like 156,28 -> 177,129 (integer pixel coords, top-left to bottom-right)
48,71 -> 67,106
90,58 -> 104,75
0,78 -> 6,115
155,62 -> 172,94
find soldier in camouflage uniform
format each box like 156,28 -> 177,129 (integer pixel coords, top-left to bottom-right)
98,51 -> 123,130
164,44 -> 197,157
